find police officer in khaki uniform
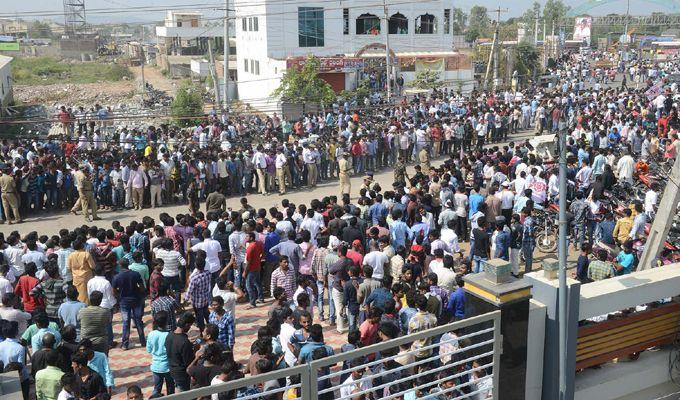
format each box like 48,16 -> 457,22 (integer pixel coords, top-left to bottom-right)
338,150 -> 352,197
0,165 -> 21,224
70,167 -> 83,215
394,155 -> 408,186
78,166 -> 100,222
419,146 -> 431,172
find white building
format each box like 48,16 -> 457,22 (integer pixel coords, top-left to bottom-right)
0,55 -> 12,115
156,11 -> 224,55
235,0 -> 473,113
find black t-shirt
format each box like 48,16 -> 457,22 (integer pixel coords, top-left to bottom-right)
473,229 -> 490,258
112,269 -> 143,306
188,364 -> 222,389
165,332 -> 194,376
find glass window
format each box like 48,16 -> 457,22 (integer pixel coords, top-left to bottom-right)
242,18 -> 247,31
356,13 -> 380,35
244,59 -> 248,72
415,14 -> 437,34
253,17 -> 259,31
248,18 -> 253,31
255,60 -> 260,75
343,8 -> 349,35
444,9 -> 451,34
388,12 -> 408,34
298,7 -> 324,47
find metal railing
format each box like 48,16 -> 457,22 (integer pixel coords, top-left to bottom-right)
162,310 -> 502,400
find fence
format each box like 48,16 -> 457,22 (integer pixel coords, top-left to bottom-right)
163,310 -> 502,400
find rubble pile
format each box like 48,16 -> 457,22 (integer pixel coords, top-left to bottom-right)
14,81 -> 138,107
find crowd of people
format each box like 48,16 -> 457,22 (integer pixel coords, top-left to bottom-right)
0,48 -> 678,400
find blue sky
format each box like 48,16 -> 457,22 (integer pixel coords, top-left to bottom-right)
4,0 -> 674,23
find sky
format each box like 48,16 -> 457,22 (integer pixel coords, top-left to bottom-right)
2,0 -> 675,24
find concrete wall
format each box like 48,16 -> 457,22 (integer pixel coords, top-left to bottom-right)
525,299 -> 546,400
0,55 -> 13,112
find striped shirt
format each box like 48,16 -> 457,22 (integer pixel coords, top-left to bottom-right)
29,278 -> 66,319
270,268 -> 296,301
153,248 -> 185,277
78,306 -> 111,352
151,296 -> 180,331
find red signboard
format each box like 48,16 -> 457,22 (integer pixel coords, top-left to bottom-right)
286,57 -> 365,72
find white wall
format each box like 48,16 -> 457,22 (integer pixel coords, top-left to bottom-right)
0,55 -> 12,108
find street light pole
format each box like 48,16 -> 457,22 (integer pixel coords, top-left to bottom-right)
223,0 -> 229,112
558,113 -> 568,400
383,0 -> 392,102
623,0 -> 630,62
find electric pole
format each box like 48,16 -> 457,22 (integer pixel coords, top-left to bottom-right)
623,0 -> 630,62
383,0 -> 392,101
534,10 -> 539,45
223,0 -> 230,112
484,7 -> 507,91
208,38 -> 221,107
557,112 -> 568,400
140,25 -> 146,98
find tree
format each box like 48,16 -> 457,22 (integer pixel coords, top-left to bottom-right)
409,70 -> 443,90
170,82 -> 204,127
520,2 -> 542,40
543,0 -> 570,35
272,55 -> 336,108
466,6 -> 490,43
28,21 -> 53,38
513,42 -> 541,81
451,8 -> 467,35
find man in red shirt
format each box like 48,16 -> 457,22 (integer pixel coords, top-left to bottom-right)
243,231 -> 264,308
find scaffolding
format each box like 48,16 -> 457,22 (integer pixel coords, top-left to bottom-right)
63,0 -> 87,36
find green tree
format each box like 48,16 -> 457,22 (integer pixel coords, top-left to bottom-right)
28,21 -> 53,38
466,6 -> 490,43
451,8 -> 467,35
520,2 -> 542,39
543,0 -> 570,35
513,42 -> 541,81
170,82 -> 204,127
409,70 -> 443,90
272,55 -> 335,108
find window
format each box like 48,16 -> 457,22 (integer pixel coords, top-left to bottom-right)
177,21 -> 182,27
356,13 -> 380,35
253,17 -> 259,31
415,14 -> 437,34
444,9 -> 451,34
298,7 -> 324,47
343,8 -> 349,35
244,58 -> 249,72
242,18 -> 247,31
250,59 -> 255,73
388,12 -> 408,34
254,60 -> 260,75
248,18 -> 253,31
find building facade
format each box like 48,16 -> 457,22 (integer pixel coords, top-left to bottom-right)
156,11 -> 224,56
0,55 -> 13,116
235,0 -> 473,113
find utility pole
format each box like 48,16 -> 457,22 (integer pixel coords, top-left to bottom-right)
383,0 -> 392,101
534,10 -> 539,45
542,19 -> 547,66
622,0 -> 630,62
551,20 -> 556,62
223,0 -> 229,112
208,38 -> 221,107
484,7 -> 507,90
140,25 -> 146,98
557,113 -> 569,400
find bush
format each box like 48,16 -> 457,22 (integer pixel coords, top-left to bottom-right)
171,83 -> 204,127
11,57 -> 133,85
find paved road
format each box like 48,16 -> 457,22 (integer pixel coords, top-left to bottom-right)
2,131 -> 541,237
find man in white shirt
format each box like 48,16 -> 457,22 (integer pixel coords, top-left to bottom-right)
275,148 -> 288,195
441,220 -> 461,255
616,151 -> 635,184
362,241 -> 389,280
252,145 -> 268,195
302,143 -> 319,188
340,360 -> 372,399
191,230 -> 223,274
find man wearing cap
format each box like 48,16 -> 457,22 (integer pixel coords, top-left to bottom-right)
303,143 -> 319,188
338,151 -> 351,197
78,167 -> 100,222
0,166 -> 21,224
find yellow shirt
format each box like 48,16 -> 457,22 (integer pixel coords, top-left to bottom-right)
144,145 -> 153,157
613,216 -> 634,243
328,143 -> 337,161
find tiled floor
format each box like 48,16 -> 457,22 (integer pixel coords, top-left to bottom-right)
108,297 -> 347,399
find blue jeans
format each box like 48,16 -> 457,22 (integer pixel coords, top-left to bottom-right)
246,270 -> 263,306
327,277 -> 336,323
151,372 -> 175,398
120,301 -> 146,348
347,311 -> 358,332
316,280 -> 326,320
522,241 -> 535,273
232,262 -> 244,292
473,255 -> 487,273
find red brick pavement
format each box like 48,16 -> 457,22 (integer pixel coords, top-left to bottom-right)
108,299 -> 347,399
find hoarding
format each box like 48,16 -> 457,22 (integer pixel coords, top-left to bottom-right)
573,17 -> 592,46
